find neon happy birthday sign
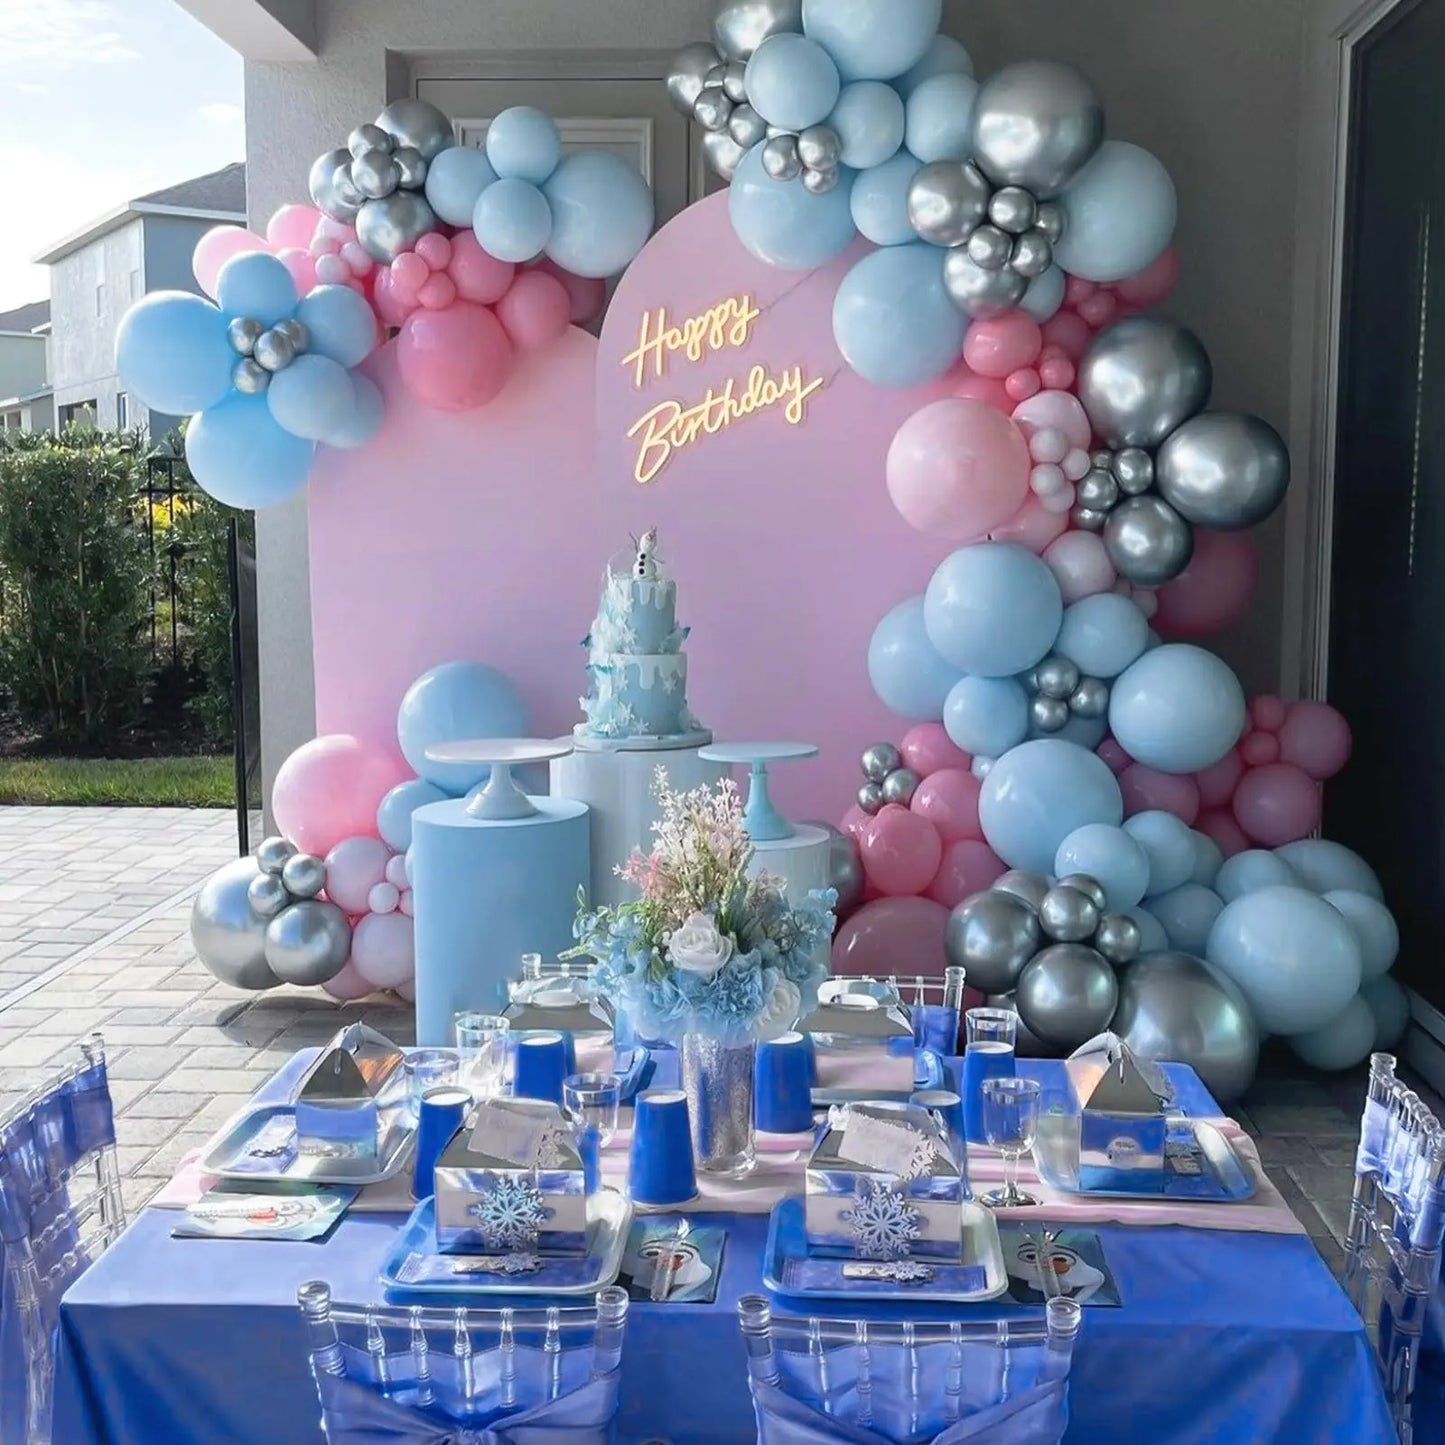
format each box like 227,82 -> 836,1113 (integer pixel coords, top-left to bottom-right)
622,294 -> 827,484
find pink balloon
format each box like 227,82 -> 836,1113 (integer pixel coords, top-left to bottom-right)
448,231 -> 516,304
267,204 -> 324,250
394,978 -> 416,1002
351,912 -> 416,989
1043,531 -> 1117,602
1196,807 -> 1250,859
530,257 -> 608,325
417,272 -> 458,310
1038,352 -> 1075,390
900,722 -> 971,778
1152,530 -> 1258,639
415,232 -> 453,269
315,254 -> 350,287
926,839 -> 1004,908
340,241 -> 374,276
371,270 -> 415,327
831,896 -> 951,977
1232,762 -> 1321,847
1004,368 -> 1041,402
1194,749 -> 1245,809
1249,694 -> 1287,733
272,734 -> 409,858
1097,737 -> 1131,776
1010,390 -> 1091,450
841,804 -> 872,841
1119,763 -> 1200,825
910,767 -> 982,845
1239,731 -> 1280,767
887,399 -> 1031,541
393,252 -> 429,293
496,270 -> 572,351
963,311 -> 1042,378
193,226 -> 268,297
1076,291 -> 1117,329
1114,246 -> 1179,308
860,805 -> 943,896
397,302 -> 515,411
988,496 -> 1068,553
324,835 -> 393,913
323,959 -> 376,1002
1278,701 -> 1352,780
1040,310 -> 1092,361
277,247 -> 318,296
945,360 -> 1014,414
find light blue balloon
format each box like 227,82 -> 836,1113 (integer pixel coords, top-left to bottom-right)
1288,994 -> 1375,1072
924,544 -> 1063,678
397,661 -> 530,794
486,106 -> 562,184
1322,890 -> 1398,979
944,675 -> 1029,758
266,353 -> 357,444
184,393 -> 314,509
904,73 -> 980,163
868,596 -> 963,720
833,242 -> 962,387
1109,644 -> 1246,774
1125,905 -> 1169,954
474,176 -> 553,263
543,151 -> 655,278
1054,823 -> 1151,910
978,738 -> 1123,874
1274,839 -> 1383,900
1215,849 -> 1299,904
424,145 -> 497,226
745,33 -> 842,130
1021,266 -> 1066,322
115,291 -> 233,416
1053,593 -> 1149,680
802,0 -> 942,81
1187,830 -> 1224,887
1148,883 -> 1224,955
216,251 -> 298,326
1125,810 -> 1196,897
1037,712 -> 1108,751
1055,140 -> 1177,284
296,284 -> 378,368
1206,885 -> 1362,1035
850,150 -> 923,245
323,371 -> 383,450
895,34 -> 974,98
1361,973 -> 1411,1050
730,143 -> 856,270
377,777 -> 449,851
828,81 -> 906,169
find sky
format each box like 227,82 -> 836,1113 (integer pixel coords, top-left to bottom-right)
0,0 -> 244,310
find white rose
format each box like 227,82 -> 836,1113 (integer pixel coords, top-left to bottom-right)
666,912 -> 733,978
755,977 -> 803,1041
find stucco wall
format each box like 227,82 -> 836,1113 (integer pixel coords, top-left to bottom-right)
0,335 -> 46,404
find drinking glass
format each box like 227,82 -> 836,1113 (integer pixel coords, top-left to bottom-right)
563,1071 -> 623,1148
454,1012 -> 509,1100
980,1076 -> 1041,1208
405,1048 -> 460,1110
962,1007 -> 1017,1144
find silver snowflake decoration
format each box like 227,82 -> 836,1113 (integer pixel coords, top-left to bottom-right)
533,1124 -> 572,1169
456,1251 -> 543,1276
467,1176 -> 552,1250
841,1180 -> 922,1261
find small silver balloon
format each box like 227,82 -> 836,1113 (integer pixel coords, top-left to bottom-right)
992,871 -> 1051,912
349,148 -> 401,199
190,857 -> 280,991
880,767 -> 921,807
1034,200 -> 1066,243
1068,677 -> 1110,719
1111,447 -> 1154,494
861,742 -> 902,783
1154,412 -> 1290,529
971,60 -> 1105,197
857,782 -> 885,815
797,125 -> 841,171
944,890 -> 1042,993
1071,505 -> 1109,533
263,900 -> 352,988
1015,944 -> 1119,1049
375,98 -> 456,161
273,317 -> 309,353
1034,655 -> 1080,700
1075,467 -> 1119,513
280,851 -> 327,900
231,358 -> 270,395
667,40 -> 724,115
827,834 -> 865,913
907,162 -> 991,247
761,133 -> 803,181
966,223 -> 1013,271
348,123 -> 393,158
308,148 -> 363,222
1028,696 -> 1067,733
246,871 -> 291,920
255,835 -> 297,876
1038,884 -> 1100,942
705,62 -> 730,88
801,165 -> 840,195
356,190 -> 438,263
988,186 -> 1037,235
1094,912 -> 1142,965
1009,228 -> 1053,279
392,145 -> 428,190
703,129 -> 749,181
722,60 -> 750,102
728,102 -> 769,150
693,84 -> 734,133
1103,494 -> 1195,586
943,248 -> 1028,318
1057,873 -> 1109,914
1078,317 -> 1213,450
252,328 -> 296,373
714,0 -> 804,60
227,316 -> 263,356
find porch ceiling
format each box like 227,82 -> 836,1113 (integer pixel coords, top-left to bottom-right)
173,0 -> 317,61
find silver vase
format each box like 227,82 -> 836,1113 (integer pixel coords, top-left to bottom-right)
679,1033 -> 756,1177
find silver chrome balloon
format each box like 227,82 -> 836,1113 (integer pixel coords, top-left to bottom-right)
1034,200 -> 1066,243
348,123 -> 393,158
1071,505 -> 1108,533
944,890 -> 1042,993
274,317 -> 309,353
1154,412 -> 1290,529
1111,951 -> 1260,1102
970,60 -> 1104,197
703,129 -> 749,181
309,148 -> 363,222
986,992 -> 1057,1058
860,741 -> 902,783
231,358 -> 270,395
1094,912 -> 1142,965
992,870 -> 1051,912
375,98 -> 456,161
280,851 -> 327,901
761,133 -> 803,181
392,145 -> 428,190
1057,873 -> 1109,914
1074,467 -> 1119,513
1038,884 -> 1101,942
255,835 -> 297,876
721,60 -> 750,103
714,0 -> 804,60
1077,317 -> 1213,450
988,186 -> 1037,235
252,328 -> 296,373
827,833 -> 865,913
943,248 -> 1028,318
227,317 -> 263,356
1111,447 -> 1154,495
907,162 -> 991,248
668,40 -> 724,115
728,102 -> 769,150
966,223 -> 1013,271
802,166 -> 840,195
263,900 -> 352,987
1068,677 -> 1110,719
1029,695 -> 1069,733
693,84 -> 735,133
356,190 -> 438,263
1034,655 -> 1080,700
1015,944 -> 1119,1049
881,767 -> 921,807
797,125 -> 842,172
246,872 -> 291,920
1104,494 -> 1194,586
1008,229 -> 1053,279
857,782 -> 885,815
190,857 -> 280,991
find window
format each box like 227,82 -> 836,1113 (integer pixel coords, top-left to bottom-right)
95,283 -> 104,317
116,392 -> 129,429
128,268 -> 141,301
58,400 -> 97,429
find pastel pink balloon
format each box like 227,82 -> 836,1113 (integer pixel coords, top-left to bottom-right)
1278,701 -> 1352,780
324,835 -> 393,913
530,257 -> 608,324
316,216 -> 353,245
351,912 -> 416,989
397,302 -> 514,411
371,270 -> 416,327
1043,531 -> 1117,602
1064,276 -> 1096,306
1038,353 -> 1075,390
1011,390 -> 1092,450
1040,309 -> 1092,361
341,241 -> 374,274
1239,730 -> 1280,767
368,881 -> 401,914
926,838 -> 1004,908
272,734 -> 409,858
1004,368 -> 1040,402
900,722 -> 971,778
267,204 -> 324,250
448,231 -> 516,304
1195,807 -> 1250,859
496,270 -> 572,350
1232,762 -> 1322,847
277,247 -> 318,296
415,231 -> 453,269
909,767 -> 983,845
322,959 -> 376,1002
1076,292 -> 1117,329
384,853 -> 410,888
314,255 -> 349,286
193,225 -> 268,297
861,804 -> 943,896
1114,246 -> 1179,308
963,311 -> 1042,378
394,978 -> 416,1001
841,804 -> 872,841
417,272 -> 458,310
946,360 -> 1013,414
1119,763 -> 1200,825
1249,694 -> 1287,733
831,896 -> 951,976
1097,737 -> 1131,776
1193,749 -> 1245,809
988,495 -> 1068,552
399,890 -> 415,918
393,252 -> 430,292
1152,530 -> 1258,639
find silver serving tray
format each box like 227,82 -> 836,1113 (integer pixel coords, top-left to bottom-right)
199,1101 -> 417,1186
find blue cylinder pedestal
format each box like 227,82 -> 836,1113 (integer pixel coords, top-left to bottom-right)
411,795 -> 590,1046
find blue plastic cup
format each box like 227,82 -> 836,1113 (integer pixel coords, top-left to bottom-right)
628,1089 -> 696,1205
912,1088 -> 966,1156
513,1032 -> 569,1104
755,1032 -> 815,1134
412,1085 -> 470,1200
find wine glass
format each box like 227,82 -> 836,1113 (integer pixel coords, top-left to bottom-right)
980,1076 -> 1042,1208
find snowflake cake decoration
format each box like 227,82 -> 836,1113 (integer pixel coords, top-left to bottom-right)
467,1176 -> 552,1251
841,1179 -> 922,1261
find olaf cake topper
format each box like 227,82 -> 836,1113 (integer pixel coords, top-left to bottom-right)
631,527 -> 659,580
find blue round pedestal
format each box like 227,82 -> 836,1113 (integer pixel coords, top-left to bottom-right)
411,795 -> 590,1046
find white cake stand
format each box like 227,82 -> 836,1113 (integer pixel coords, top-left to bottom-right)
426,738 -> 574,820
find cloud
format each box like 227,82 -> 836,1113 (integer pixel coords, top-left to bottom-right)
0,0 -> 140,69
199,102 -> 244,129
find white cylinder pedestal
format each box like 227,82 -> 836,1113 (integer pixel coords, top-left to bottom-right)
550,743 -> 725,907
749,824 -> 831,906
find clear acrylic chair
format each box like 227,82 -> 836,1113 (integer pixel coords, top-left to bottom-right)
0,1032 -> 125,1445
737,1293 -> 1082,1444
297,1280 -> 630,1443
1344,1051 -> 1445,1445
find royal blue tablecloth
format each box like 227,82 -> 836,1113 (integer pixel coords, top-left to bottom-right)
51,1057 -> 1396,1445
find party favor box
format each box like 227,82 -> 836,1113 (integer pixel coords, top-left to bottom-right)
1065,1040 -> 1169,1193
502,973 -> 616,1074
796,996 -> 915,1102
292,1023 -> 404,1160
806,1102 -> 966,1261
433,1097 -> 588,1256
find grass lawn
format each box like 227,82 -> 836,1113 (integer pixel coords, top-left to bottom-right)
0,755 -> 234,806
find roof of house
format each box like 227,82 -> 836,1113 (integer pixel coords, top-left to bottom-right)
0,300 -> 50,335
32,163 -> 247,266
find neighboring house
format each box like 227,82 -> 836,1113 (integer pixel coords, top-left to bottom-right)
0,300 -> 52,434
31,163 -> 246,437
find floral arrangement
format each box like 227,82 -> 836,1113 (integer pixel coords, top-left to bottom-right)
567,768 -> 834,1046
